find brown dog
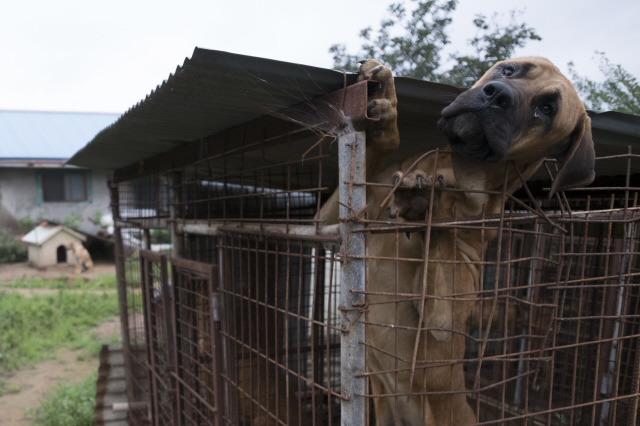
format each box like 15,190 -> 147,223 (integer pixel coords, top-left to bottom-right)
318,57 -> 595,425
66,240 -> 94,274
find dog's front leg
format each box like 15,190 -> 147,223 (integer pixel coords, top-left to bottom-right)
317,59 -> 399,225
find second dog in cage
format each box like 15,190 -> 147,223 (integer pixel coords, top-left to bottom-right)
319,57 -> 595,424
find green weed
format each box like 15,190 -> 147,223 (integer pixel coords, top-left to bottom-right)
0,231 -> 27,264
17,217 -> 35,234
63,213 -> 82,230
0,291 -> 119,370
0,381 -> 20,396
7,274 -> 117,290
30,373 -> 97,426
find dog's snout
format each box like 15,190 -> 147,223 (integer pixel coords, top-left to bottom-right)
482,81 -> 513,110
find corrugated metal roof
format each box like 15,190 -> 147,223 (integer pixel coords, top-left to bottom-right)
0,111 -> 119,159
68,48 -> 462,169
68,47 -> 640,179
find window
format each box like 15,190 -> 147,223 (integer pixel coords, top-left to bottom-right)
40,171 -> 90,202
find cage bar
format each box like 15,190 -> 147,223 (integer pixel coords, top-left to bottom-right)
338,131 -> 367,425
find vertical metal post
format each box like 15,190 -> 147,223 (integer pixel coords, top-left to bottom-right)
159,254 -> 180,426
143,228 -> 151,250
338,131 -> 367,425
218,244 -> 232,425
169,171 -> 184,258
140,256 -> 160,424
108,176 -> 135,402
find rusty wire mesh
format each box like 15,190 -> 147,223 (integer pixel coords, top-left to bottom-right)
113,225 -> 152,425
344,149 -> 640,426
217,234 -> 343,425
140,252 -> 174,426
111,123 -> 640,425
171,258 -> 223,426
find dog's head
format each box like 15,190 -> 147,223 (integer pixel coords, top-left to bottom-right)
438,57 -> 595,196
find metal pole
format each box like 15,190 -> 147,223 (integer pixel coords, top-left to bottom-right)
338,130 -> 367,426
108,176 -> 135,402
169,172 -> 184,258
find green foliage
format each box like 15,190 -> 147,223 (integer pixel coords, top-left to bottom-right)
329,0 -> 541,86
437,11 -> 541,87
330,0 -> 457,79
569,52 -> 640,115
0,382 -> 20,396
76,335 -> 121,361
0,291 -> 119,370
7,274 -> 117,290
150,229 -> 172,244
17,216 -> 35,234
92,209 -> 103,226
0,230 -> 27,264
31,374 -> 97,426
63,213 -> 82,230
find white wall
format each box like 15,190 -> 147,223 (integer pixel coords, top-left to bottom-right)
0,167 -> 111,235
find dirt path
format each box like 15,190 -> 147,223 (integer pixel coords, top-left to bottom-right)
0,349 -> 99,425
0,263 -> 121,425
0,317 -> 121,426
0,261 -> 118,296
0,262 -> 116,282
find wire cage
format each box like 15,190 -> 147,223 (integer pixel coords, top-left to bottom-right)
107,103 -> 640,425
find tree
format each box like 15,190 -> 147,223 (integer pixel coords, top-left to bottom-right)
329,0 -> 541,87
568,52 -> 640,115
437,12 -> 540,87
329,0 -> 456,79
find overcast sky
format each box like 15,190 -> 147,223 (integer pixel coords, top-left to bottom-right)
1,0 -> 638,113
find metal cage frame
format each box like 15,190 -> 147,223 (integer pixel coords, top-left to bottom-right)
107,84 -> 640,425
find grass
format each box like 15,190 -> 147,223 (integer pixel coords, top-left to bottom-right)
0,231 -> 27,264
7,274 -> 117,290
0,290 -> 120,371
29,373 -> 98,426
0,382 -> 20,397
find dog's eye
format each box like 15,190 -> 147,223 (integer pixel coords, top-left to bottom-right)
541,105 -> 553,115
502,66 -> 514,77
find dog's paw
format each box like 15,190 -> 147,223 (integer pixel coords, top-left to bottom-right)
357,59 -> 393,84
387,170 -> 445,221
357,59 -> 396,121
356,59 -> 399,157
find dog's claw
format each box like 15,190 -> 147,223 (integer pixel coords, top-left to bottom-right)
437,175 -> 446,189
386,207 -> 390,219
406,232 -> 411,240
394,175 -> 400,186
417,176 -> 422,189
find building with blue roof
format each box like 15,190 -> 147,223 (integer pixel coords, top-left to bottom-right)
0,110 -> 120,235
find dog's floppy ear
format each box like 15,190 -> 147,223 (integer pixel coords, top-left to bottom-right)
549,114 -> 595,199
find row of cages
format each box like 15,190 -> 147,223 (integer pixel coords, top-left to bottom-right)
112,135 -> 640,425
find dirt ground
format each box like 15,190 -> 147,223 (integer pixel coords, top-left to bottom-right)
0,261 -> 120,425
0,261 -> 116,282
0,317 -> 121,426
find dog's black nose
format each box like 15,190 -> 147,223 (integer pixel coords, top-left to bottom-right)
482,81 -> 513,110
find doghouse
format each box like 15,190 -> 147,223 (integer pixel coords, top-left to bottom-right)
21,222 -> 86,269
69,48 -> 640,425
